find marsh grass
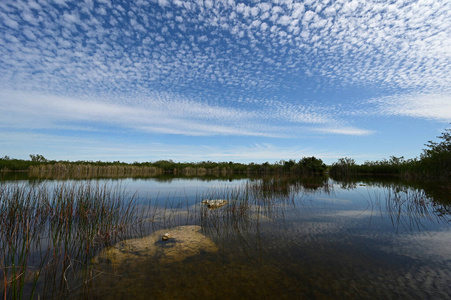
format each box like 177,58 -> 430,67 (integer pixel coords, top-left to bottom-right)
27,164 -> 163,180
195,179 -> 316,256
384,187 -> 448,232
358,185 -> 450,233
0,181 -> 142,299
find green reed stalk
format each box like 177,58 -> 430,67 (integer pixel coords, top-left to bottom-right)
0,181 -> 143,299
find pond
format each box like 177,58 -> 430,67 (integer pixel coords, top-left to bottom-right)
1,175 -> 450,299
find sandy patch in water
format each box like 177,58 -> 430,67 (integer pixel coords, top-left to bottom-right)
94,225 -> 218,266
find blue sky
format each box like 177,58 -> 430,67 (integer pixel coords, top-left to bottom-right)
0,0 -> 450,164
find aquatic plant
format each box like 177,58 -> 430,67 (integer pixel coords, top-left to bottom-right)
0,181 -> 140,299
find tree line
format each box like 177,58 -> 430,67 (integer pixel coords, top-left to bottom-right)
330,125 -> 451,178
2,125 -> 450,179
0,155 -> 327,178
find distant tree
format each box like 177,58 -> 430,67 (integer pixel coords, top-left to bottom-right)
419,125 -> 451,177
422,125 -> 451,158
340,157 -> 356,166
330,157 -> 356,176
282,159 -> 296,172
389,156 -> 405,165
298,156 -> 327,174
29,154 -> 48,162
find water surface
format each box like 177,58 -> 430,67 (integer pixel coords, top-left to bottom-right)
2,175 -> 450,299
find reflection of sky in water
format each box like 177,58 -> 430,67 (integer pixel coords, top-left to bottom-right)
16,177 -> 249,206
121,178 -> 249,205
392,231 -> 451,261
109,178 -> 450,236
103,178 -> 450,266
5,176 -> 449,298
133,176 -> 450,298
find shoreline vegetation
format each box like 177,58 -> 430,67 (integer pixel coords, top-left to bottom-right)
0,157 -> 329,179
1,125 -> 450,180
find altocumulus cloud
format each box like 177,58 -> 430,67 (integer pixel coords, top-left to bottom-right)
0,0 -> 449,161
1,0 -> 449,94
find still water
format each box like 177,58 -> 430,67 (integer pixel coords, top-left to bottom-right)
2,175 -> 451,299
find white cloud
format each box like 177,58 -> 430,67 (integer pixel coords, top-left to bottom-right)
302,10 -> 316,23
22,28 -> 37,40
157,0 -> 169,8
62,12 -> 79,23
0,90 -> 372,138
371,93 -> 451,122
0,90 -> 264,136
313,126 -> 374,136
278,15 -> 292,26
2,15 -> 19,29
0,130 -> 344,163
53,0 -> 69,7
257,3 -> 271,13
292,3 -> 305,18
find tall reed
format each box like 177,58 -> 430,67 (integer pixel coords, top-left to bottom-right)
0,181 -> 140,299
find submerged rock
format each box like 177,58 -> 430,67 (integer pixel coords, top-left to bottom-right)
201,199 -> 228,209
94,225 -> 218,266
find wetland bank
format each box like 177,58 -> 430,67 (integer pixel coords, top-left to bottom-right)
1,174 -> 450,299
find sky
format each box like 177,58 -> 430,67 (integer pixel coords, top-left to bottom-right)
0,0 -> 450,164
